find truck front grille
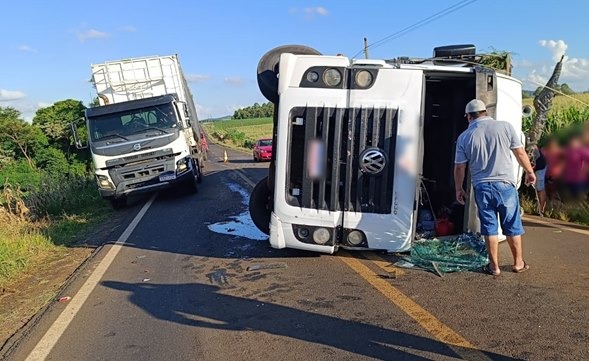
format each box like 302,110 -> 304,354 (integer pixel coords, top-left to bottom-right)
286,106 -> 398,214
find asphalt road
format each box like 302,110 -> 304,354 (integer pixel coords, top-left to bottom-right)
3,143 -> 588,361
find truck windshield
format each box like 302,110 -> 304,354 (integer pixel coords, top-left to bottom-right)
88,103 -> 177,142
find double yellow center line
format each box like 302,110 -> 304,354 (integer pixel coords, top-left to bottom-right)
338,251 -> 491,361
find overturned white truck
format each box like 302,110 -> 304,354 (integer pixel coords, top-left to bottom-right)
249,44 -> 525,253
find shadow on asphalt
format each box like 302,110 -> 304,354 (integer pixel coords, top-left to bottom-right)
102,281 -> 523,361
106,166 -> 321,260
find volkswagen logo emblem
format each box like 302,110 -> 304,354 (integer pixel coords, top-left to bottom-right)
359,148 -> 387,175
132,143 -> 141,151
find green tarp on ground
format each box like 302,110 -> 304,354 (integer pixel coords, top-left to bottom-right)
407,233 -> 489,274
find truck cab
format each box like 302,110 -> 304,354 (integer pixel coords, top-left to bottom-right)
249,45 -> 525,253
86,94 -> 202,207
74,55 -> 205,208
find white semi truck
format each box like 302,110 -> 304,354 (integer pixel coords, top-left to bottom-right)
249,44 -> 526,253
72,55 -> 205,208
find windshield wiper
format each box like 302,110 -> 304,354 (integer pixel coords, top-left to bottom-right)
128,127 -> 170,136
95,133 -> 129,141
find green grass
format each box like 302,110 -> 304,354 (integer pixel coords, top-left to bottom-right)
0,219 -> 53,287
202,117 -> 273,150
0,174 -> 110,288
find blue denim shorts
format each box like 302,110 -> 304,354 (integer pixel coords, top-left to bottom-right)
473,181 -> 525,237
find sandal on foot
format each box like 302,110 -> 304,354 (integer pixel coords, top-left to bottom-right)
513,262 -> 530,273
482,264 -> 500,276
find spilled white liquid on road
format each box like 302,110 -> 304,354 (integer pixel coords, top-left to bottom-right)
207,182 -> 268,241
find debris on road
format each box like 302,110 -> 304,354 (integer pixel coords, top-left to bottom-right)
58,296 -> 71,303
247,262 -> 288,271
393,260 -> 415,269
142,278 -> 150,282
406,233 -> 488,275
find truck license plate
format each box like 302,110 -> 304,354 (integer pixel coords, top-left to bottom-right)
159,173 -> 176,182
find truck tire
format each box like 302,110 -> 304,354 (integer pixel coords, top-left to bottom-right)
195,159 -> 203,184
185,167 -> 199,194
249,176 -> 271,235
257,45 -> 321,104
110,196 -> 127,210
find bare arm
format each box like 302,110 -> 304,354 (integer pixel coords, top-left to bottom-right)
454,163 -> 467,205
512,147 -> 536,186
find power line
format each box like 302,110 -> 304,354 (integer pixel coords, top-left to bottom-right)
353,0 -> 479,59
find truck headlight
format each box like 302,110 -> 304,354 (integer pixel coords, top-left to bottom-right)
176,158 -> 189,173
96,175 -> 113,189
347,230 -> 365,246
306,71 -> 319,83
354,70 -> 373,88
323,69 -> 342,87
312,228 -> 331,245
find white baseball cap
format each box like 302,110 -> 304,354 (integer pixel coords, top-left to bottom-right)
465,99 -> 486,113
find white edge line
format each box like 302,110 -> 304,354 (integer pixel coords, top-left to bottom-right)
25,193 -> 157,361
523,216 -> 589,236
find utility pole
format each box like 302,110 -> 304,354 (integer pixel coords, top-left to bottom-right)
363,37 -> 369,59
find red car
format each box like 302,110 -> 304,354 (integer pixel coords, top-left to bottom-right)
253,138 -> 273,162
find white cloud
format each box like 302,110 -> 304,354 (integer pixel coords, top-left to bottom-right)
121,25 -> 137,32
224,76 -> 245,86
290,6 -> 329,20
3,100 -> 48,122
76,29 -> 109,42
186,74 -> 211,84
37,101 -> 52,109
522,40 -> 589,91
527,70 -> 547,86
0,89 -> 27,102
306,6 -> 328,16
539,40 -> 567,62
512,59 -> 533,68
18,45 -> 37,53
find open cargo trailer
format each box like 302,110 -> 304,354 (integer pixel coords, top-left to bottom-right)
91,54 -> 203,148
249,44 -> 525,254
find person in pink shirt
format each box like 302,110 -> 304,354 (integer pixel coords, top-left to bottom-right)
563,134 -> 589,199
541,137 -> 564,202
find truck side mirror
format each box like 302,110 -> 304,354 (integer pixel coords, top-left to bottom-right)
70,122 -> 88,149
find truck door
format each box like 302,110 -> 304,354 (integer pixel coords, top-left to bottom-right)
463,67 -> 498,233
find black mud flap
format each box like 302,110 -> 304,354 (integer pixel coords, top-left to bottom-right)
257,45 -> 321,104
249,177 -> 271,235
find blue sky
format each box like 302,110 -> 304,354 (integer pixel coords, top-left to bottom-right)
1,0 -> 588,119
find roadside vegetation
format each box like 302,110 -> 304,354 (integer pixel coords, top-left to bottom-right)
0,102 -> 110,288
522,93 -> 589,224
202,117 -> 273,150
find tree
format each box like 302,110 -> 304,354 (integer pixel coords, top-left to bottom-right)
88,97 -> 100,107
233,102 -> 274,119
534,83 -> 575,97
32,99 -> 86,158
559,83 -> 575,95
0,107 -> 48,170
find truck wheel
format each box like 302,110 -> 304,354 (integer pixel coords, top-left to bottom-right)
195,160 -> 203,184
249,176 -> 271,235
257,45 -> 321,104
185,168 -> 199,194
110,196 -> 127,210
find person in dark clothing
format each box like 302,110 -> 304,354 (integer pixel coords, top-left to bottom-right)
532,145 -> 548,215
